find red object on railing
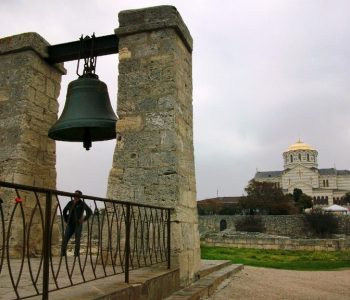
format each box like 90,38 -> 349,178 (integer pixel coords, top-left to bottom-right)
15,197 -> 23,203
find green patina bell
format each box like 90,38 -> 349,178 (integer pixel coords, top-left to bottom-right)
48,75 -> 117,150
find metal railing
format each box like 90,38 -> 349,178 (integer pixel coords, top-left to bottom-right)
0,181 -> 171,299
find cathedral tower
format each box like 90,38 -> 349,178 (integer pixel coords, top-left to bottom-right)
283,140 -> 318,170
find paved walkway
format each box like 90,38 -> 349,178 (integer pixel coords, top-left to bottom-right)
207,266 -> 350,300
6,258 -> 348,300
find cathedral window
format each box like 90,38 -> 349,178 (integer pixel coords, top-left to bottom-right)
298,154 -> 301,160
307,154 -> 310,161
323,180 -> 325,187
290,155 -> 293,162
326,180 -> 329,187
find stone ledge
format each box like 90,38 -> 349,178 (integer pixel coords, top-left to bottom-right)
198,259 -> 232,278
201,234 -> 350,251
115,5 -> 193,52
0,32 -> 66,74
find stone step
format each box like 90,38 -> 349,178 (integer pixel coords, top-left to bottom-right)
165,263 -> 244,300
198,260 -> 232,279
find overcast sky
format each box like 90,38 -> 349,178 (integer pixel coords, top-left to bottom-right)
2,0 -> 350,200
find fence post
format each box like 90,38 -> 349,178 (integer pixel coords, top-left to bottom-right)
42,191 -> 52,300
167,209 -> 171,269
124,204 -> 130,283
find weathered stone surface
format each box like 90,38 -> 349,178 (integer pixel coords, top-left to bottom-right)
0,32 -> 65,74
199,215 -> 350,237
0,32 -> 63,257
201,231 -> 350,251
108,5 -> 200,286
117,115 -> 144,132
115,5 -> 193,52
0,88 -> 10,101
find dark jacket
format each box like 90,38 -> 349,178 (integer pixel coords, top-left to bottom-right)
63,200 -> 92,226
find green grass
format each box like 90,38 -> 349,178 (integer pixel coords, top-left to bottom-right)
201,246 -> 350,270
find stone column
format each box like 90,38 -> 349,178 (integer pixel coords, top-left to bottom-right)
107,6 -> 200,285
0,33 -> 65,256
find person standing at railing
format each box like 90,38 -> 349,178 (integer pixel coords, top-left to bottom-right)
61,190 -> 92,257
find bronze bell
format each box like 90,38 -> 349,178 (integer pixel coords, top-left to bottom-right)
48,75 -> 117,150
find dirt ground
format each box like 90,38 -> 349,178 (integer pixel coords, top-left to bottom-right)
208,266 -> 350,300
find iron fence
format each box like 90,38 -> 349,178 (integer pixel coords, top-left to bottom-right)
0,181 -> 171,299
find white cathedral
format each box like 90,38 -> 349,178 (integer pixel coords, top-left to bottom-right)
254,140 -> 350,206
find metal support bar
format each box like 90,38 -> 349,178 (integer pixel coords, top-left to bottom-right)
167,209 -> 171,269
47,34 -> 119,64
0,181 -> 167,209
124,204 -> 131,283
42,191 -> 52,300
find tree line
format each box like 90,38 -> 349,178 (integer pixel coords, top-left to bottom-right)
198,180 -> 314,215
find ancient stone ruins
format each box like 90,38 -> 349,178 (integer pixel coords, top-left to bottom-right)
0,5 -> 200,286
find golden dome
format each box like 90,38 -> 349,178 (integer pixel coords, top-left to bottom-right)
287,140 -> 314,151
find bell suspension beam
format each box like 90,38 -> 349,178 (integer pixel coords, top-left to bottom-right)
47,34 -> 119,64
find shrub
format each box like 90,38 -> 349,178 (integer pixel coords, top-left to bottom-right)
240,180 -> 298,215
292,189 -> 313,212
235,216 -> 265,233
304,208 -> 339,237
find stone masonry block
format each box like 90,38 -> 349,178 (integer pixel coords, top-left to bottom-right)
117,115 -> 144,132
171,206 -> 199,224
144,184 -> 178,204
160,130 -> 177,150
145,111 -> 175,131
0,88 -> 10,101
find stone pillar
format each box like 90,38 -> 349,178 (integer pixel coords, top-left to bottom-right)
107,6 -> 200,285
0,33 -> 65,256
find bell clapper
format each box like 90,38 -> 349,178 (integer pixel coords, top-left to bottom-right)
83,128 -> 92,151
